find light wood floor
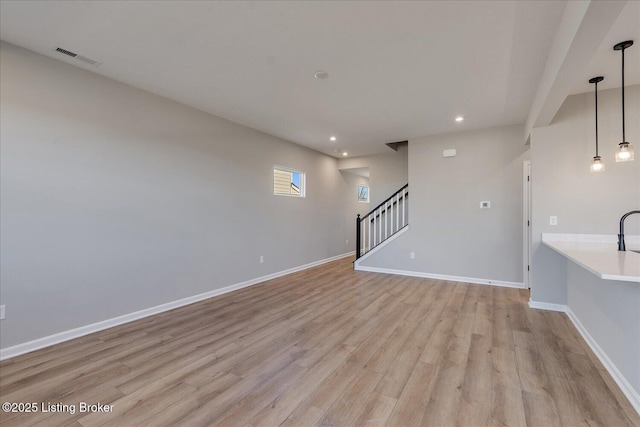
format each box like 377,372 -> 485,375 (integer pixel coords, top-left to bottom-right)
1,258 -> 638,426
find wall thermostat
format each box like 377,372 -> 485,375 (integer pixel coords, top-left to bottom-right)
443,149 -> 456,158
480,201 -> 490,209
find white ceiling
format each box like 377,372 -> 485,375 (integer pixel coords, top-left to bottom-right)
0,1 -> 637,158
571,1 -> 639,95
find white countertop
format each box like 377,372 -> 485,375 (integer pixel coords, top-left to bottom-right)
542,234 -> 640,283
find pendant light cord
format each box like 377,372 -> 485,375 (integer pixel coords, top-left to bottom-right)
621,46 -> 626,143
589,76 -> 603,158
595,80 -> 599,156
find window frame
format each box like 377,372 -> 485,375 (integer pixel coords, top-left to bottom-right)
273,165 -> 306,198
358,185 -> 370,203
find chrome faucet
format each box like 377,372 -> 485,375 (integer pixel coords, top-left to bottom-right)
618,210 -> 640,251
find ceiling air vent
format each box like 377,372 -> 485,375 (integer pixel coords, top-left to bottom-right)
54,47 -> 101,66
55,47 -> 78,58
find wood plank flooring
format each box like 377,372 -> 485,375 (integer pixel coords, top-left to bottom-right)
1,257 -> 638,426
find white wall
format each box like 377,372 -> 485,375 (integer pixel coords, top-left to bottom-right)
530,85 -> 640,305
0,42 -> 354,349
359,125 -> 529,285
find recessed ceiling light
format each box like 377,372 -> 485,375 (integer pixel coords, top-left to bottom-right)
342,152 -> 348,156
455,116 -> 464,122
314,71 -> 329,79
330,136 -> 337,141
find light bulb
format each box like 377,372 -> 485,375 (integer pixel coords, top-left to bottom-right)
615,142 -> 634,162
590,156 -> 604,172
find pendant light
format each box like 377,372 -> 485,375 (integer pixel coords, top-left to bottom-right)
614,40 -> 634,162
589,76 -> 605,172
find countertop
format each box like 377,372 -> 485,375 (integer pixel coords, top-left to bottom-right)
542,234 -> 640,283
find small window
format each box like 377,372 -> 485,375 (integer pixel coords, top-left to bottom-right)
274,166 -> 305,197
358,185 -> 369,203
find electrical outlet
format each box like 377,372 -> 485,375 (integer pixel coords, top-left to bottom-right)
550,216 -> 558,226
259,256 -> 264,264
410,252 -> 415,259
0,305 -> 5,320
346,239 -> 349,245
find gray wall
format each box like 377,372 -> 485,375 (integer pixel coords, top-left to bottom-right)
340,172 -> 370,245
338,145 -> 408,208
0,42 -> 354,349
530,85 -> 640,305
567,262 -> 640,395
360,125 -> 529,284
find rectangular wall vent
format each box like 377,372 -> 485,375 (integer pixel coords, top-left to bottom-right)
54,47 -> 101,66
55,47 -> 78,58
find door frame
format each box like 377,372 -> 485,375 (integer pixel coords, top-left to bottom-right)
523,161 -> 532,289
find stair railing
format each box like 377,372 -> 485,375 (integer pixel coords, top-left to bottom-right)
356,183 -> 408,259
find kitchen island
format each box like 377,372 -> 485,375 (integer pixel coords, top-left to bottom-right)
542,233 -> 640,282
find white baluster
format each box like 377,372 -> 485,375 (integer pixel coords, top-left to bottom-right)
402,189 -> 406,227
384,204 -> 388,240
377,210 -> 380,245
373,209 -> 377,246
368,217 -> 371,252
394,194 -> 398,233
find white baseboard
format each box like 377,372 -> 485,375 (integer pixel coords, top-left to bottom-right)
0,251 -> 355,361
565,308 -> 640,416
528,300 -> 567,312
354,265 -> 525,289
